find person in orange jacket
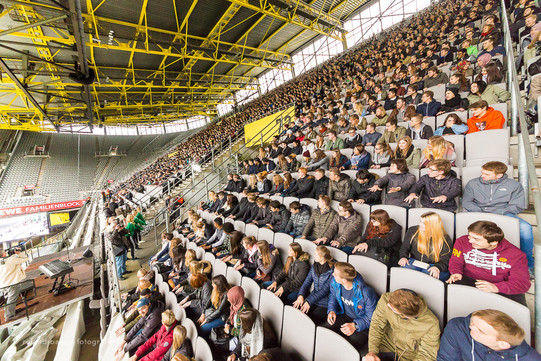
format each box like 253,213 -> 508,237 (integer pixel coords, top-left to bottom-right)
466,100 -> 505,133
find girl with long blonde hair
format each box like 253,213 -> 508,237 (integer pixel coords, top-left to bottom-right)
419,135 -> 456,168
247,174 -> 258,192
254,240 -> 279,283
398,212 -> 452,280
163,325 -> 193,361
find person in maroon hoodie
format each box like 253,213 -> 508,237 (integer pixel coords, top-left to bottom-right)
447,220 -> 530,305
130,309 -> 177,361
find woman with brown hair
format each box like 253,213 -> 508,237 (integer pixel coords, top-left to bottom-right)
434,113 -> 469,135
394,136 -> 421,169
286,154 -> 300,173
402,104 -> 417,122
306,149 -> 329,171
475,61 -> 503,84
267,242 -> 310,304
269,174 -> 284,195
219,194 -> 239,218
255,240 -> 281,284
315,134 -> 325,149
276,154 -> 287,173
329,149 -> 348,169
197,275 -> 232,337
352,209 -> 402,266
293,245 -> 335,324
280,172 -> 297,196
228,308 -> 267,361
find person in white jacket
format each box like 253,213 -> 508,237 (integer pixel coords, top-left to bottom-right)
0,247 -> 28,321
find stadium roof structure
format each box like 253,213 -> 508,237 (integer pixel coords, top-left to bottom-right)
0,0 -> 370,132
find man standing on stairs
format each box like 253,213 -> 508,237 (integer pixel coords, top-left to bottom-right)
462,161 -> 534,278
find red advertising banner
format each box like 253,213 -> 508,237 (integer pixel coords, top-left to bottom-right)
0,200 -> 84,218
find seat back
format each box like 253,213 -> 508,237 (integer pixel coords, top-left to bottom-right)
295,238 -> 318,264
442,134 -> 465,168
241,276 -> 261,308
213,259 -> 228,277
194,336 -> 213,361
258,227 -> 275,244
226,267 -> 242,286
283,196 -> 300,208
348,255 -> 388,296
351,203 -> 371,234
281,306 -> 316,361
245,223 -> 259,238
455,212 -> 520,248
203,252 -> 216,267
466,129 -> 510,165
259,290 -> 285,341
327,247 -> 348,263
274,233 -> 294,264
314,326 -> 360,361
234,220 -> 246,233
300,198 -> 319,212
182,317 -> 198,343
389,267 -> 445,325
407,207 -> 455,240
447,284 -> 531,344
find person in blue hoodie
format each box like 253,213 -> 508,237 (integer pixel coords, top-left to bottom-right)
438,310 -> 541,361
293,245 -> 335,325
323,261 -> 378,349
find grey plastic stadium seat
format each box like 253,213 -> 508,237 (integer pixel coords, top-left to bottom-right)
195,246 -> 205,260
165,291 -> 177,309
427,85 -> 446,103
342,170 -> 358,180
329,200 -> 340,212
182,317 -> 198,342
226,267 -> 242,286
274,233 -> 293,264
270,195 -> 283,203
465,129 -> 510,166
241,276 -> 261,308
411,139 -> 428,151
389,267 -> 445,326
244,223 -> 259,238
300,197 -> 319,211
351,203 -> 370,232
347,255 -> 388,296
187,241 -> 197,251
328,247 -> 348,263
258,227 -> 275,244
314,326 -> 360,361
409,168 -> 420,181
203,252 -> 216,267
224,217 -> 235,224
371,204 -> 407,238
283,196 -> 299,208
368,168 -> 387,180
423,116 -> 437,131
455,212 -> 520,248
281,306 -> 316,361
213,259 -> 228,277
195,336 -> 213,361
159,280 -> 169,296
234,220 -> 246,233
442,134 -> 465,168
259,289 -> 285,341
172,302 -> 186,322
408,207 -> 455,239
447,284 -> 531,344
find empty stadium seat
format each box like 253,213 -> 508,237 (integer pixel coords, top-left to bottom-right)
283,196 -> 300,208
281,306 -> 316,361
172,302 -> 186,322
327,247 -> 348,263
407,207 -> 455,240
314,326 -> 360,361
447,284 -> 531,344
389,267 -> 445,325
270,195 -> 283,203
259,290 -> 285,341
234,220 -> 246,233
203,252 -> 216,267
455,212 -> 520,247
182,317 -> 198,343
465,129 -> 510,166
348,254 -> 388,296
300,197 -> 319,211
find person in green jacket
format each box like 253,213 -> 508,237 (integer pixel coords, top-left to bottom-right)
126,214 -> 143,260
365,289 -> 440,361
324,130 -> 345,150
133,208 -> 146,245
467,80 -> 510,105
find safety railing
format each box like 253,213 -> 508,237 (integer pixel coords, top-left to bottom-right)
148,103 -> 295,243
500,0 -> 541,351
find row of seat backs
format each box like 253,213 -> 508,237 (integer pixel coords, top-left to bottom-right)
202,202 -> 520,249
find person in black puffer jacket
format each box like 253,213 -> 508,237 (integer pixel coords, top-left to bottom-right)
348,170 -> 382,205
370,159 -> 416,207
288,168 -> 315,198
266,242 -> 310,305
265,201 -> 291,232
310,169 -> 330,199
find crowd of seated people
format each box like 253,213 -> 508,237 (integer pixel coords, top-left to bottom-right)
101,0 -> 541,359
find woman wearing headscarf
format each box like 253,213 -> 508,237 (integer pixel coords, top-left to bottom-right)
437,88 -> 469,114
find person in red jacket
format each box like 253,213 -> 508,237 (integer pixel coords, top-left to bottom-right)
130,309 -> 177,361
466,100 -> 505,133
447,220 -> 530,305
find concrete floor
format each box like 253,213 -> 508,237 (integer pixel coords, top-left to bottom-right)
78,227 -> 164,361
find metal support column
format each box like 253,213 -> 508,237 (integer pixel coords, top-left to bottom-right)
229,136 -> 233,157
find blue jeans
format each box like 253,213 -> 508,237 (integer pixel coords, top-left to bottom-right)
199,318 -> 225,338
260,281 -> 273,288
341,246 -> 354,254
402,258 -> 450,281
505,213 -> 534,269
115,252 -> 127,277
285,291 -> 298,305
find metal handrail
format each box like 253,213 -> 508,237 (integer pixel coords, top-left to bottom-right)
500,0 -> 541,351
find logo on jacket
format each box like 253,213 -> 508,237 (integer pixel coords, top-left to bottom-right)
463,249 -> 511,276
342,297 -> 354,307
